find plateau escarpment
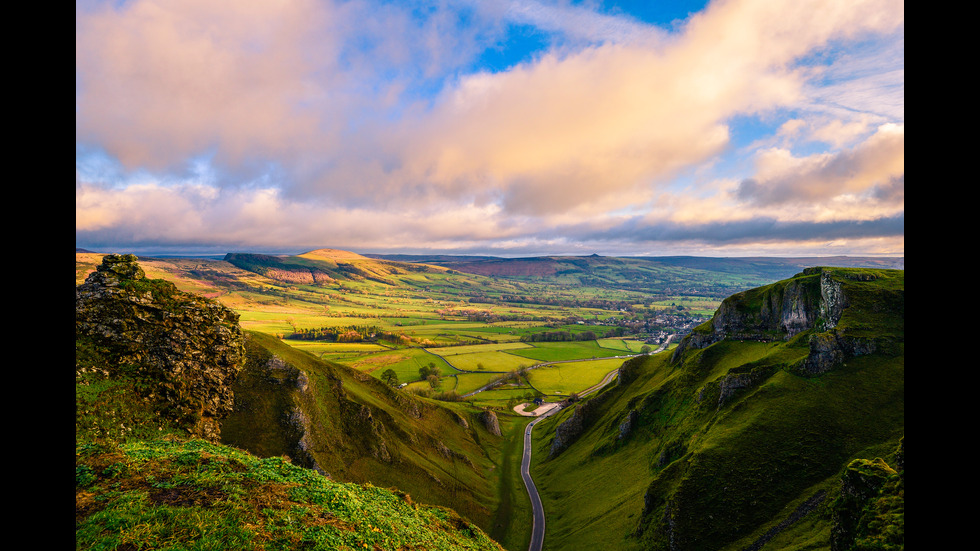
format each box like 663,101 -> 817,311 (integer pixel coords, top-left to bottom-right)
674,267 -> 904,376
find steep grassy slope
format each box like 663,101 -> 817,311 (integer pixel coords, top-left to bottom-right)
530,267 -> 904,551
221,330 -> 512,532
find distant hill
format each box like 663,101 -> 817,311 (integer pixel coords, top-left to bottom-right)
223,249 -> 448,286
531,267 -> 904,550
368,253 -> 903,280
366,253 -> 903,300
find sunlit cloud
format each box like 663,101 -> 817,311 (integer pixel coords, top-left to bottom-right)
736,123 -> 904,207
76,0 -> 905,257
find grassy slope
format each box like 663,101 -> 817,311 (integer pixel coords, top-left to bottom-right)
530,268 -> 904,551
221,331 -> 516,535
76,438 -> 504,551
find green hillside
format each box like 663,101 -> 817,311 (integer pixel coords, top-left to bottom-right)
76,438 -> 503,551
76,254 -> 512,550
221,330 -> 514,532
529,267 -> 904,550
77,252 -> 903,550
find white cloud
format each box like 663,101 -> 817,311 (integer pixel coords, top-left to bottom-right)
76,0 -> 905,256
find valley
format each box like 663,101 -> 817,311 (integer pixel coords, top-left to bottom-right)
75,250 -> 903,551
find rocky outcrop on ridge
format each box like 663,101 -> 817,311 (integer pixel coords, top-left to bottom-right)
672,267 -> 903,376
76,254 -> 246,441
549,392 -> 612,457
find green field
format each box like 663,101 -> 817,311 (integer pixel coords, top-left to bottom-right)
506,341 -> 628,362
440,350 -> 533,372
527,358 -> 625,395
595,338 -> 652,353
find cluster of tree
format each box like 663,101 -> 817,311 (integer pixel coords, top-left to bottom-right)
419,363 -> 441,388
287,324 -> 384,342
381,369 -> 399,386
520,329 -> 618,342
497,294 -> 637,311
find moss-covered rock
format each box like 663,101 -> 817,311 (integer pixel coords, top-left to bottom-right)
830,440 -> 904,551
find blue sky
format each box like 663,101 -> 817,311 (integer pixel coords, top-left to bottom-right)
76,0 -> 904,257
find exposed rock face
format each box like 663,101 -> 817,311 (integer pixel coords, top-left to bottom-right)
76,254 -> 246,441
549,393 -> 611,457
550,407 -> 585,457
618,409 -> 639,440
716,365 -> 776,407
818,270 -> 848,330
355,404 -> 392,462
617,356 -> 645,386
674,269 -> 824,360
480,409 -> 501,436
671,267 -> 900,376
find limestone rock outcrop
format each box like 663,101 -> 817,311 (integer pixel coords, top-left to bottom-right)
671,267 -> 902,376
76,254 -> 246,441
480,409 -> 501,436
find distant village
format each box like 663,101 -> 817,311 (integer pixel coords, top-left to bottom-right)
578,310 -> 708,345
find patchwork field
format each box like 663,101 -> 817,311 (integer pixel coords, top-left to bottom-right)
77,249 -> 812,408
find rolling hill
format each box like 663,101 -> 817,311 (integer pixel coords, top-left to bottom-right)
76,250 -> 903,550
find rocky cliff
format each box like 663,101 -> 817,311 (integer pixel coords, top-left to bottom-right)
531,267 -> 903,551
672,267 -> 903,376
76,254 -> 245,441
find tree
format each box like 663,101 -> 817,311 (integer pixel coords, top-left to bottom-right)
426,374 -> 440,389
420,364 -> 442,380
381,369 -> 399,387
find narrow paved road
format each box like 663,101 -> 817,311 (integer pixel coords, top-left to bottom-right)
521,404 -> 563,551
517,336 -> 674,551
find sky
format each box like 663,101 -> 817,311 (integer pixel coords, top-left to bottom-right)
76,0 -> 904,258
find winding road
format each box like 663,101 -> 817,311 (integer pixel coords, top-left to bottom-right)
520,404 -> 563,551
516,335 -> 674,551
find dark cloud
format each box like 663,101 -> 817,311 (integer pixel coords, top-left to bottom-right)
560,213 -> 905,245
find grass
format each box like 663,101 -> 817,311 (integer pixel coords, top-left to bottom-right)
507,341 -> 627,363
528,338 -> 903,551
76,438 -> 504,551
426,342 -> 534,355
596,338 -> 649,353
216,332 -> 511,536
442,350 -> 534,372
489,414 -> 534,550
527,358 -> 625,395
455,372 -> 507,395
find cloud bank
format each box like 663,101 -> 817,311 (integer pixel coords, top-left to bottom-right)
76,0 -> 904,257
